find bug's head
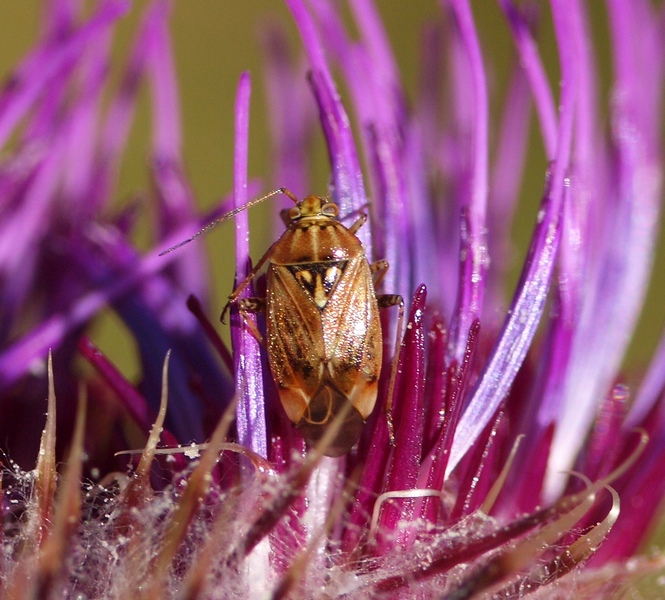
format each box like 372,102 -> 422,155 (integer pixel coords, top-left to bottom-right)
285,194 -> 339,222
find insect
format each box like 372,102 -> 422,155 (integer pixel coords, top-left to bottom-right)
162,188 -> 403,456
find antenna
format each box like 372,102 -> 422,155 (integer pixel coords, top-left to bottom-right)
158,187 -> 296,256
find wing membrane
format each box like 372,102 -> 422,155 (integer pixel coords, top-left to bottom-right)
266,257 -> 382,421
322,258 -> 382,409
266,264 -> 325,396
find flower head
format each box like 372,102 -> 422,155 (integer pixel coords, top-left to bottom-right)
1,0 -> 665,597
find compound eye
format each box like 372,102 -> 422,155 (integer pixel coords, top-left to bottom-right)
288,206 -> 301,220
321,202 -> 339,218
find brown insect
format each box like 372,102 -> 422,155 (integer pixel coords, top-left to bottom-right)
162,188 -> 403,456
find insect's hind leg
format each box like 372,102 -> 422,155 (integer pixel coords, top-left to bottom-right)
376,293 -> 404,446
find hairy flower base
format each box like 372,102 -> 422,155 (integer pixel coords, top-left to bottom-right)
1,356 -> 662,599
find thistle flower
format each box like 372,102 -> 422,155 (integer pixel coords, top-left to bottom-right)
1,0 -> 665,598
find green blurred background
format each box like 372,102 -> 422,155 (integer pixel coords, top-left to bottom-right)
0,2 -> 662,391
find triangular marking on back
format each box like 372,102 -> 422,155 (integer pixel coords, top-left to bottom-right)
286,260 -> 349,310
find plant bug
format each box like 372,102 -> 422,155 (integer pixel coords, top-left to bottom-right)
161,188 -> 403,457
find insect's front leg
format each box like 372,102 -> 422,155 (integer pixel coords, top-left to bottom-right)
220,245 -> 275,323
220,274 -> 260,323
236,297 -> 266,345
376,292 -> 405,446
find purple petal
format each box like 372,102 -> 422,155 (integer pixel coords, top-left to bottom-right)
486,65 -> 532,314
0,199 -> 237,389
229,72 -> 267,459
498,0 -> 558,156
450,408 -> 506,520
59,32 -> 110,215
78,336 -> 180,449
0,144 -> 63,333
548,0 -> 664,487
260,25 -> 314,206
451,0 -> 577,483
375,285 -> 427,552
286,0 -> 370,246
0,0 -> 128,149
144,0 -> 181,166
444,0 -> 489,364
447,180 -> 562,476
571,384 -> 629,485
626,331 -> 665,426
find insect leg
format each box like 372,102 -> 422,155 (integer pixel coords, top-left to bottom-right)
237,297 -> 266,345
220,245 -> 274,323
369,259 -> 390,289
376,293 -> 405,446
347,213 -> 368,235
376,294 -> 403,309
